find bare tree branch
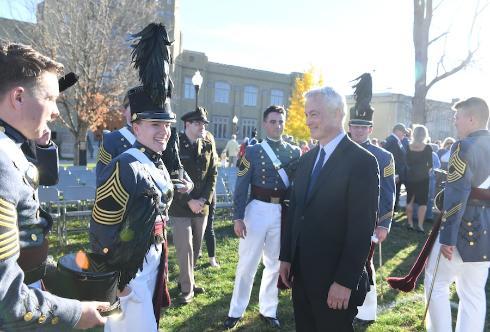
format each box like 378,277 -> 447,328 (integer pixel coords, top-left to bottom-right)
1,0 -> 161,163
412,0 -> 488,123
432,0 -> 446,13
428,31 -> 449,45
427,50 -> 475,91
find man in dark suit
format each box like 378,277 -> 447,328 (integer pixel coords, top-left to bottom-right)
279,86 -> 379,331
383,123 -> 409,210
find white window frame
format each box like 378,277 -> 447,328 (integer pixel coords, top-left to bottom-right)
214,81 -> 230,103
243,85 -> 258,106
212,116 -> 229,139
241,118 -> 257,139
184,77 -> 195,99
270,89 -> 284,105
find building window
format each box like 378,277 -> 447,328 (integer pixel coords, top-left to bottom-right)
243,86 -> 258,106
214,81 -> 230,103
241,118 -> 257,139
212,116 -> 229,139
184,77 -> 195,99
270,89 -> 284,105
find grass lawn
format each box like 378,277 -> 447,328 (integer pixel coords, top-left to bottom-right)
48,212 -> 490,331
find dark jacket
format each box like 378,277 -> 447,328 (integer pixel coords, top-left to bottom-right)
280,136 -> 379,305
169,133 -> 218,217
21,140 -> 59,186
384,134 -> 407,181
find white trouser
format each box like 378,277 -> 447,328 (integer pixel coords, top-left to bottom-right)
424,237 -> 490,332
105,243 -> 162,332
228,199 -> 282,318
356,258 -> 377,320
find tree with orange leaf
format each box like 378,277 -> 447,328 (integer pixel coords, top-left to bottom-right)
2,0 -> 160,164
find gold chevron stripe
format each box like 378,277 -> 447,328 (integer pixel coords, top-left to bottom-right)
0,198 -> 14,209
97,143 -> 112,165
0,241 -> 20,260
0,233 -> 17,247
96,183 -> 128,207
97,164 -> 129,199
0,206 -> 15,219
379,211 -> 393,222
0,229 -> 16,240
383,160 -> 395,177
92,206 -> 125,225
241,157 -> 250,167
0,197 -> 18,260
92,210 -> 124,222
447,144 -> 467,183
0,198 -> 16,218
238,156 -> 250,177
442,203 -> 463,221
0,231 -> 19,260
92,162 -> 128,225
0,213 -> 16,224
0,220 -> 17,228
237,169 -> 249,177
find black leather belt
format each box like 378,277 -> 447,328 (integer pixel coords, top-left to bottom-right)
24,261 -> 47,285
251,194 -> 284,204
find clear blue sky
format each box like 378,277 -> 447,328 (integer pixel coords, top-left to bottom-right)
2,0 -> 489,103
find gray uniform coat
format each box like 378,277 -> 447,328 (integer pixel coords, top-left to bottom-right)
0,122 -> 81,331
439,130 -> 490,262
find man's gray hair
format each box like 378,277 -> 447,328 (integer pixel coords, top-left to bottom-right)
304,86 -> 346,116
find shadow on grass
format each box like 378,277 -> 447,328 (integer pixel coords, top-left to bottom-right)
372,216 -> 427,304
162,221 -> 296,331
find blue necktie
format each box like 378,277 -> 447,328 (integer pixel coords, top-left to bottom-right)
307,148 -> 326,200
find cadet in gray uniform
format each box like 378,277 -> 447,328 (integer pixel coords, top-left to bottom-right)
96,94 -> 134,182
22,72 -> 78,188
18,73 -> 78,292
224,105 -> 301,329
425,97 -> 490,332
0,41 -> 105,330
347,73 -> 395,324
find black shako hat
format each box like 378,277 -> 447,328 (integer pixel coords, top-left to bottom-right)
58,72 -> 78,92
128,23 -> 176,123
181,107 -> 209,124
349,73 -> 374,126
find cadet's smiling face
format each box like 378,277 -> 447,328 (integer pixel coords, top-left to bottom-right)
133,120 -> 171,153
349,124 -> 373,144
263,111 -> 285,140
14,72 -> 60,140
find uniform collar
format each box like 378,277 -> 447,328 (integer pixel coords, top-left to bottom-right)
390,133 -> 401,144
266,137 -> 283,147
468,129 -> 489,138
360,139 -> 371,148
0,118 -> 27,145
133,141 -> 161,163
181,133 -> 199,145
